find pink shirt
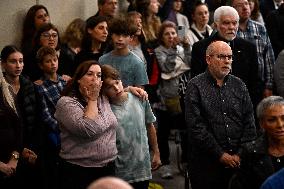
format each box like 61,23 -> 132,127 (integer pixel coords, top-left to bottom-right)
55,95 -> 118,167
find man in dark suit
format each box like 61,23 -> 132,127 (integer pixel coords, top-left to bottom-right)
266,3 -> 284,58
260,0 -> 283,21
191,5 -> 262,109
94,0 -> 118,18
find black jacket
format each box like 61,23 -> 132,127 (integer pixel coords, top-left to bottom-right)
229,134 -> 279,189
266,4 -> 284,58
191,32 -> 263,108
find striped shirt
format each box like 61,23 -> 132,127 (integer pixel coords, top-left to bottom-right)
55,95 -> 118,167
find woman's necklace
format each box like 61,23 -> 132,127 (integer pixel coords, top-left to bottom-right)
269,148 -> 284,163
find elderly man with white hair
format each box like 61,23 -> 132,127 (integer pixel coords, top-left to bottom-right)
190,6 -> 262,110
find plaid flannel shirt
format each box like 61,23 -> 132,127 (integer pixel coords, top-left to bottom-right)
237,19 -> 275,90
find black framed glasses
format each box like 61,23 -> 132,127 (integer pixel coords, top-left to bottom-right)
41,32 -> 58,39
209,54 -> 233,61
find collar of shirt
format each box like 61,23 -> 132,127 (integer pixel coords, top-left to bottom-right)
205,69 -> 230,87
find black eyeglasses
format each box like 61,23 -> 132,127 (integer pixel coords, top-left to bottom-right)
41,33 -> 58,39
209,54 -> 233,61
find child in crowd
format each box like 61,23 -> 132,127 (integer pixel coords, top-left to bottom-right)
98,17 -> 148,88
35,46 -> 68,189
101,64 -> 161,189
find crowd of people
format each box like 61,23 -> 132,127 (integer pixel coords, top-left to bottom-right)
1,0 -> 284,189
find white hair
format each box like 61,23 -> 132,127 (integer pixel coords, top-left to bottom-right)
0,64 -> 17,115
214,6 -> 240,23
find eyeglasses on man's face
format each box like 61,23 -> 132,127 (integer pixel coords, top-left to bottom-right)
41,32 -> 58,39
209,54 -> 233,61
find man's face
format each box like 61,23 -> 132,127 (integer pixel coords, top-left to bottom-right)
40,54 -> 58,75
215,15 -> 239,41
102,78 -> 124,101
99,0 -> 118,18
111,33 -> 131,50
261,105 -> 284,141
206,42 -> 233,80
233,0 -> 251,21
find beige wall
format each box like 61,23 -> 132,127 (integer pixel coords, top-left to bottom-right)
0,0 -> 98,51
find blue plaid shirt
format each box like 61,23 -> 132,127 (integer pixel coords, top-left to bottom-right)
35,75 -> 66,147
237,19 -> 275,89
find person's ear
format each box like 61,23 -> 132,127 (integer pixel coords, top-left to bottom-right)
205,55 -> 211,66
87,28 -> 93,35
259,120 -> 265,129
212,22 -> 217,30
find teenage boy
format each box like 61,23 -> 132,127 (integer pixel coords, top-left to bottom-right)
35,46 -> 68,189
99,17 -> 148,88
101,64 -> 161,189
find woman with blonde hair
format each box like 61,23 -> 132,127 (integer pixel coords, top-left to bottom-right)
60,18 -> 86,76
136,0 -> 162,48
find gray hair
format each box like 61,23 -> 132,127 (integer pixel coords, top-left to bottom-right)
256,96 -> 284,120
0,64 -> 17,115
214,6 -> 240,23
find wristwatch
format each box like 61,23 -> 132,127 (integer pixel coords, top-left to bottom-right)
11,152 -> 20,160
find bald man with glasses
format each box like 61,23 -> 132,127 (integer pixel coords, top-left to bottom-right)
185,40 -> 257,189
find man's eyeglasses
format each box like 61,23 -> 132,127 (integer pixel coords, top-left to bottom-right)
209,54 -> 233,61
41,33 -> 58,39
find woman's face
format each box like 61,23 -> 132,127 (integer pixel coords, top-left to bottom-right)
148,0 -> 160,15
261,105 -> 284,141
78,64 -> 102,93
2,51 -> 24,78
132,16 -> 143,36
248,0 -> 255,11
88,21 -> 108,43
34,8 -> 50,30
173,0 -> 182,12
40,29 -> 58,49
162,27 -> 177,48
192,5 -> 209,27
